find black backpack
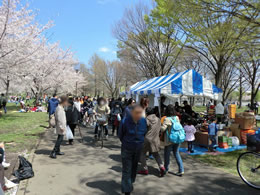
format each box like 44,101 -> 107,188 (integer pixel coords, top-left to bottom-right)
14,156 -> 34,181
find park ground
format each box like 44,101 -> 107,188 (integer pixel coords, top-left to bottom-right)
17,126 -> 258,195
0,103 -> 259,194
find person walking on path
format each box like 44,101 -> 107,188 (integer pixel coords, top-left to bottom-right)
122,98 -> 136,119
138,108 -> 165,177
66,97 -> 80,145
50,96 -> 68,159
161,104 -> 184,176
184,119 -> 196,153
111,101 -> 122,136
118,105 -> 147,195
47,94 -> 59,127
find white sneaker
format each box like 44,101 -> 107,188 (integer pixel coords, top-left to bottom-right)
2,162 -> 10,168
106,135 -> 108,139
4,177 -> 18,188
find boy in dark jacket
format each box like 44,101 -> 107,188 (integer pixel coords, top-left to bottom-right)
118,105 -> 147,195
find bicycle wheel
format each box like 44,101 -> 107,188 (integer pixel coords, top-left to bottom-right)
100,125 -> 104,149
237,151 -> 260,189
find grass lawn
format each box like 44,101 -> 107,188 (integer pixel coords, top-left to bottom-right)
192,150 -> 246,176
0,103 -> 48,152
192,105 -> 259,176
192,105 -> 253,113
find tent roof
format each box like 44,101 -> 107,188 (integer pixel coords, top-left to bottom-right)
122,69 -> 222,100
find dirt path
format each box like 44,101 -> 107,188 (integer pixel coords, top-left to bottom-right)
18,127 -> 258,195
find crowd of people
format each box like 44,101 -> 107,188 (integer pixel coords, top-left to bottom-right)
1,92 -> 258,194
45,93 -> 204,195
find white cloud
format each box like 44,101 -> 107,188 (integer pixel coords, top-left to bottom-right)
97,0 -> 117,5
99,47 -> 110,53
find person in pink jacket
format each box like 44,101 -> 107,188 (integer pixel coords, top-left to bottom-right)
184,119 -> 196,153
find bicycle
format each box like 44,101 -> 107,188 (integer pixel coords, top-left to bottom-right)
95,114 -> 108,149
237,151 -> 260,189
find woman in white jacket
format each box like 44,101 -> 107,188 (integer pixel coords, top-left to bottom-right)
50,96 -> 68,159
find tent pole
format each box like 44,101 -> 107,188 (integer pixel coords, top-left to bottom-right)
158,96 -> 161,118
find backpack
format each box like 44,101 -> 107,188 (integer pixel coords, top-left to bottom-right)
14,156 -> 34,181
166,116 -> 185,144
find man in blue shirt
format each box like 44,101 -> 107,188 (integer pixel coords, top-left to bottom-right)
118,105 -> 147,195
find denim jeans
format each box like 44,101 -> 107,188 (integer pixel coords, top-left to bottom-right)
209,135 -> 217,150
3,106 -> 6,114
53,135 -> 64,153
164,143 -> 184,173
121,148 -> 141,193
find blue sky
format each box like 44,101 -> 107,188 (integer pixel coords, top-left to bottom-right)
27,0 -> 150,65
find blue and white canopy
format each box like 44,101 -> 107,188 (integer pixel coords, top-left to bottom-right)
122,69 -> 222,100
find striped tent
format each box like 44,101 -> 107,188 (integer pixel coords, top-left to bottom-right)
122,69 -> 222,100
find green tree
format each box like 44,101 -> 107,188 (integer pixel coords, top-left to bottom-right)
150,0 -> 257,101
113,3 -> 185,78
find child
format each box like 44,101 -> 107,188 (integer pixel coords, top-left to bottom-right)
208,118 -> 218,152
184,119 -> 196,153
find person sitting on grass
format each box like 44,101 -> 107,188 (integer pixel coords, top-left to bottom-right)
208,118 -> 218,152
184,119 -> 196,153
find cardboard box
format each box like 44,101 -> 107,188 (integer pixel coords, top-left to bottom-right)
218,136 -> 228,143
227,138 -> 233,146
234,112 -> 256,130
243,112 -> 255,117
240,116 -> 255,129
230,124 -> 241,141
195,132 -> 209,146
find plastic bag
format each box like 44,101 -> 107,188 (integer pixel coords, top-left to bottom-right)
14,156 -> 34,181
66,125 -> 74,140
49,114 -> 55,127
117,114 -> 121,122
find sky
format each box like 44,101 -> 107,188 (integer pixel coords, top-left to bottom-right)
27,0 -> 151,66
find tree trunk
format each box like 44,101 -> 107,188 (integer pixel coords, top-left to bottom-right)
250,84 -> 255,110
238,76 -> 243,108
5,78 -> 10,97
